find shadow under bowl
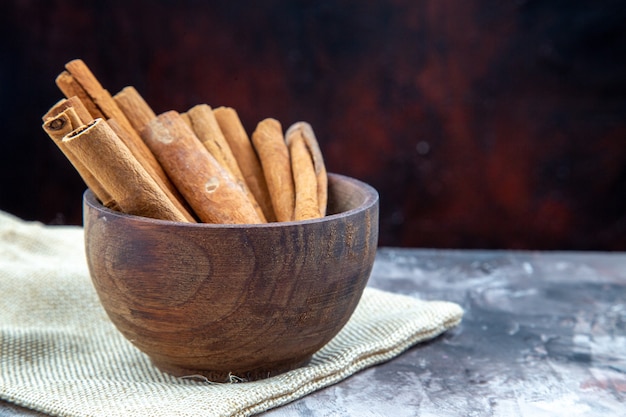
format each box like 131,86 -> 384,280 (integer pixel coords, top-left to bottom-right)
83,173 -> 379,382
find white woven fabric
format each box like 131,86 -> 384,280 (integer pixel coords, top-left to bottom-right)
0,210 -> 463,417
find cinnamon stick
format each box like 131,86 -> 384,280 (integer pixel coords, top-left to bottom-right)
63,59 -> 133,133
141,111 -> 262,224
213,106 -> 276,222
55,71 -> 104,119
42,107 -> 83,140
285,122 -> 327,216
185,104 -> 266,222
62,118 -> 190,222
179,112 -> 192,127
251,118 -> 294,222
113,86 -> 156,133
57,61 -> 191,215
61,61 -> 157,164
42,96 -> 93,125
42,110 -> 115,208
107,118 -> 196,222
287,129 -> 321,220
185,104 -> 242,180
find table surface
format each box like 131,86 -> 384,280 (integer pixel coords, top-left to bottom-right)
2,248 -> 625,416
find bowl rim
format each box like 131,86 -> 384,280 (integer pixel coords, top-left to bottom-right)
83,173 -> 379,229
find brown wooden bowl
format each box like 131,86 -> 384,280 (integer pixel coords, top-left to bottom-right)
83,173 -> 379,382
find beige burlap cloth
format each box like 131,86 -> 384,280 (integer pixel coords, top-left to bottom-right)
0,210 -> 463,417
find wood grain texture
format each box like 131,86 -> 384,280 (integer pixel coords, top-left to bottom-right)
1,248 -> 625,415
83,173 -> 379,381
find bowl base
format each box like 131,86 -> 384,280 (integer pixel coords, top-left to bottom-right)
151,357 -> 313,383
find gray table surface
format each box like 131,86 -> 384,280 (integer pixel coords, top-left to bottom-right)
2,248 -> 625,416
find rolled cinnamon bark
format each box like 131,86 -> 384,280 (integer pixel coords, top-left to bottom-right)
185,104 -> 266,222
62,118 -> 190,222
285,122 -> 327,217
107,118 -> 196,222
113,86 -> 156,133
43,107 -> 83,141
251,118 -> 294,222
185,104 -> 243,180
141,111 -> 262,224
287,130 -> 321,220
55,71 -> 105,120
57,60 -> 188,212
179,112 -> 192,127
42,110 -> 115,208
42,96 -> 93,125
64,60 -> 133,133
62,61 -> 156,161
213,106 -> 276,222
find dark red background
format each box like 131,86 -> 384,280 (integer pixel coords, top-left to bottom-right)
1,0 -> 625,250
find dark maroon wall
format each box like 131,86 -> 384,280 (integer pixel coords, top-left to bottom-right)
1,0 -> 625,250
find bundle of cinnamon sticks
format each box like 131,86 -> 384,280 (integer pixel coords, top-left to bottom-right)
42,59 -> 327,224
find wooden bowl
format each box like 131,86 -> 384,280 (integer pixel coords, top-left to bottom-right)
83,173 -> 379,381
